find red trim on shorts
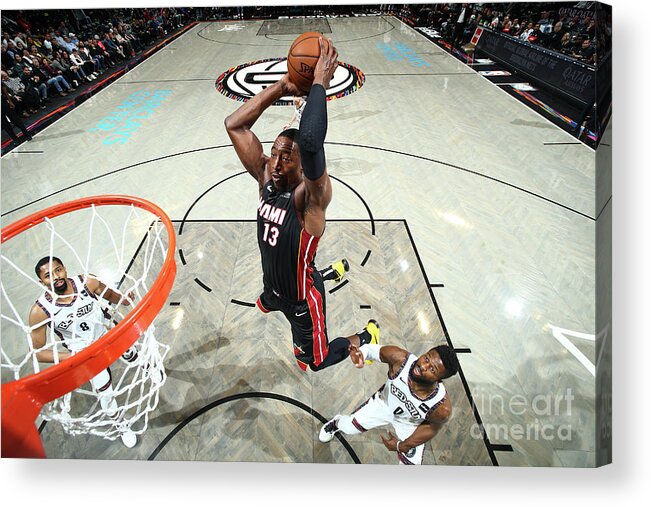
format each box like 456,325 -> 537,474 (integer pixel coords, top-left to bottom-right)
256,297 -> 271,313
296,229 -> 320,300
306,285 -> 327,367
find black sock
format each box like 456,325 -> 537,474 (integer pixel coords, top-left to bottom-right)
358,329 -> 372,346
319,266 -> 336,281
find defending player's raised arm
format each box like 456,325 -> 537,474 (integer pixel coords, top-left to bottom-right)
225,76 -> 302,187
349,344 -> 408,368
28,304 -> 70,363
297,38 -> 338,219
86,275 -> 133,306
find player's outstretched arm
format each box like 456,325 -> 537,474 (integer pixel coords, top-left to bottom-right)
225,75 -> 303,187
86,276 -> 133,306
349,344 -> 408,368
381,397 -> 452,454
298,37 -> 338,236
28,304 -> 71,363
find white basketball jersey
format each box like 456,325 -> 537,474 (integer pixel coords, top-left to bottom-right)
379,354 -> 447,425
35,275 -> 110,353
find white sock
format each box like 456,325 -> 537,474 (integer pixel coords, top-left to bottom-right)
334,414 -> 363,435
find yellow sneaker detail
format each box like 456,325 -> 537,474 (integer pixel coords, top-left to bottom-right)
332,259 -> 350,283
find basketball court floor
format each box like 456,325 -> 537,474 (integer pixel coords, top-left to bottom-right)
0,16 -> 605,467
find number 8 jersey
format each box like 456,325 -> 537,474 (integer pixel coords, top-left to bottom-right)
257,180 -> 320,301
35,275 -> 111,353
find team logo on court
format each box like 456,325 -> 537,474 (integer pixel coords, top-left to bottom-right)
215,58 -> 365,105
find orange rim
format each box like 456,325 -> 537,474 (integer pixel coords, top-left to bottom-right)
1,195 -> 176,458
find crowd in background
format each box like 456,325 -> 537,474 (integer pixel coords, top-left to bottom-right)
403,3 -> 609,66
2,4 -> 611,147
1,8 -> 190,126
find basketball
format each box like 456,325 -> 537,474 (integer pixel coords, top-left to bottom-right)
286,31 -> 328,92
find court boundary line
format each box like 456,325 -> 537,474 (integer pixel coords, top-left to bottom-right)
394,15 -> 596,151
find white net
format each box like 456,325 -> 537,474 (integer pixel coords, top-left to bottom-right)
1,202 -> 172,442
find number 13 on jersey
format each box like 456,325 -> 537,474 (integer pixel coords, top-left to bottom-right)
262,223 -> 279,246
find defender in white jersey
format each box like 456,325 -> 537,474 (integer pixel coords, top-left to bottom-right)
28,256 -> 138,447
319,342 -> 459,465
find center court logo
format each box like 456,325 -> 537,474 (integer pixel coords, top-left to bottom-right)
215,58 -> 365,105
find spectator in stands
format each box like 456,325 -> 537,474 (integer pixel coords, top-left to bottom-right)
11,54 -> 29,76
509,18 -> 521,36
101,32 -> 123,62
41,34 -> 54,56
527,23 -> 542,43
501,16 -> 512,33
22,64 -> 50,101
60,35 -> 78,53
5,39 -> 18,60
464,14 -> 477,41
33,57 -> 72,96
21,48 -> 34,66
69,49 -> 96,80
90,38 -> 113,68
123,26 -> 143,52
25,35 -> 41,51
13,33 -> 27,49
55,49 -> 88,84
584,19 -> 596,39
549,21 -> 566,51
114,30 -> 135,57
68,33 -> 80,47
41,56 -> 75,90
452,3 -> 470,48
2,45 -> 15,69
79,41 -> 104,74
558,32 -> 574,55
30,45 -> 45,63
19,66 -> 46,109
519,22 -> 534,41
537,11 -> 554,39
107,32 -> 127,59
1,69 -> 33,116
573,38 -> 596,65
53,31 -> 66,50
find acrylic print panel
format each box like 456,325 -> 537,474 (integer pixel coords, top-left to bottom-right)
0,1 -> 611,468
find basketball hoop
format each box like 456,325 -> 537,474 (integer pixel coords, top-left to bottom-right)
1,195 -> 176,458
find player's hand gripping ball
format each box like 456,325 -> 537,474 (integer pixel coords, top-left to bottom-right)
286,31 -> 330,93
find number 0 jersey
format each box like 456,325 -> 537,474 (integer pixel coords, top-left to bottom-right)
379,354 -> 447,426
35,275 -> 110,353
257,180 -> 320,301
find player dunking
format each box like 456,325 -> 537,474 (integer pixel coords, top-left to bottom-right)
224,37 -> 378,371
28,256 -> 138,447
319,342 -> 460,464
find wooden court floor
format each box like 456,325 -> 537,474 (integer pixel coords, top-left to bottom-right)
0,16 -> 604,467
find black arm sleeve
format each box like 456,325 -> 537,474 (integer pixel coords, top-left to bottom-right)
298,84 -> 327,181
